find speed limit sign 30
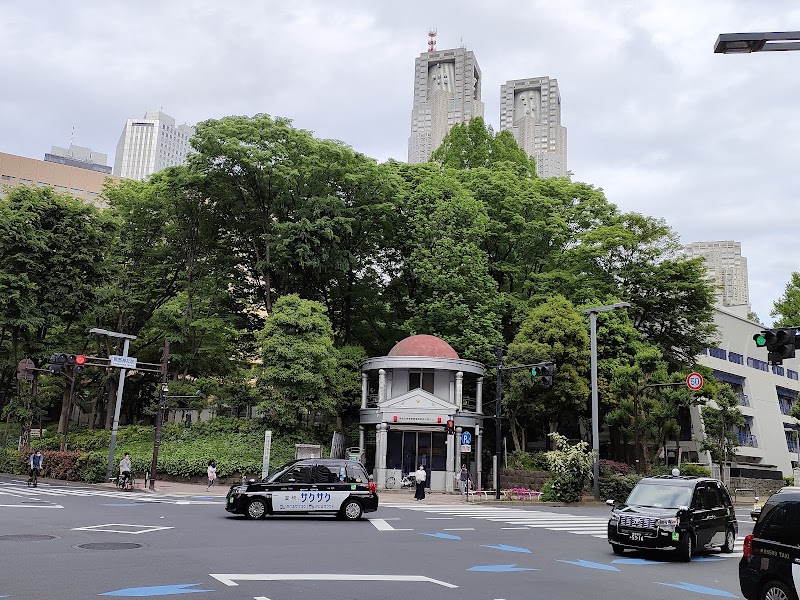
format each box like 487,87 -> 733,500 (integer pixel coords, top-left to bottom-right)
686,372 -> 704,391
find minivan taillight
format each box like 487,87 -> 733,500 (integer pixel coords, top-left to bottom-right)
369,481 -> 377,494
742,534 -> 754,559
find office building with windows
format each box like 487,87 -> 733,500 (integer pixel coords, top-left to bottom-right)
113,111 -> 195,180
684,241 -> 749,311
499,76 -> 568,178
408,47 -> 484,164
44,144 -> 112,174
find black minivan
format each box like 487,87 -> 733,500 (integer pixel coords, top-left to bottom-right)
226,458 -> 379,520
739,487 -> 800,600
607,475 -> 738,561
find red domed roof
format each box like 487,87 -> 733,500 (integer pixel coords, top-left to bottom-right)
388,335 -> 459,359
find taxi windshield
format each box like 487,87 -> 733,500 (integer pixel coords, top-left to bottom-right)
626,483 -> 692,509
264,462 -> 296,483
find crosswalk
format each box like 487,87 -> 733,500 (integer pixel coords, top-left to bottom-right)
382,503 -> 746,556
0,480 -> 221,505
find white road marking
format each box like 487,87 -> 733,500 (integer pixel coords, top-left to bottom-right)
71,523 -> 174,534
0,504 -> 64,508
443,528 -> 475,531
209,574 -> 458,589
367,518 -> 413,532
501,527 -> 528,530
425,517 -> 454,520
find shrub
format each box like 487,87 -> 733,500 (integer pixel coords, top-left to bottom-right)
599,459 -> 634,477
785,476 -> 794,487
600,474 -> 641,502
543,433 -> 595,503
540,478 -> 555,501
507,451 -> 550,471
0,448 -> 27,475
649,463 -> 711,478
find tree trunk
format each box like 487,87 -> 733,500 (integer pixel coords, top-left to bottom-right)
58,388 -> 70,434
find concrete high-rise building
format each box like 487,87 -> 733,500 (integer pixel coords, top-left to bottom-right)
500,77 -> 567,177
408,47 -> 484,164
684,241 -> 750,309
113,111 -> 195,180
45,144 -> 111,174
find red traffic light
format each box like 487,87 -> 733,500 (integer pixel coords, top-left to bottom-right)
75,355 -> 86,365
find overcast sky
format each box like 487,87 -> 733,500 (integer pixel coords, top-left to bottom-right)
2,1 -> 798,324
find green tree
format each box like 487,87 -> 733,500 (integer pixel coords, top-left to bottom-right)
699,385 -> 745,485
771,272 -> 800,327
506,296 -> 590,451
256,295 -> 339,430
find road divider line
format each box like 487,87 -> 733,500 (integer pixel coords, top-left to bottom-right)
367,518 -> 412,531
209,574 -> 458,589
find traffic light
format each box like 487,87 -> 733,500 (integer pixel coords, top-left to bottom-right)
754,328 -> 798,364
446,419 -> 455,435
64,354 -> 87,374
49,353 -> 67,374
531,362 -> 555,387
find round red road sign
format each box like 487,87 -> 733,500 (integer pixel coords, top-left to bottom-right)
686,372 -> 704,391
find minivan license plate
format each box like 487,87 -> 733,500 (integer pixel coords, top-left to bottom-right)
630,532 -> 643,541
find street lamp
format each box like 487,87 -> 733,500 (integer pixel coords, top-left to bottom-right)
715,31 -> 800,54
89,328 -> 137,481
583,302 -> 631,500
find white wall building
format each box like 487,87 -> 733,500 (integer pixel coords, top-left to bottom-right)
408,47 -> 484,164
113,111 -> 195,180
691,306 -> 800,478
500,76 -> 568,178
684,241 -> 750,309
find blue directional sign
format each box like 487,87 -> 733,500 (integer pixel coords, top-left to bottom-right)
461,431 -> 472,445
481,544 -> 531,554
557,559 -> 620,572
100,584 -> 213,596
654,582 -> 737,598
420,532 -> 462,540
467,564 -> 537,572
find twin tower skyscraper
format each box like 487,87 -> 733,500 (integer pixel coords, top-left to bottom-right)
407,46 -> 567,178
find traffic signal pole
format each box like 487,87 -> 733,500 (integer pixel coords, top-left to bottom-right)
494,347 -> 503,500
106,336 -> 133,481
149,341 -> 170,490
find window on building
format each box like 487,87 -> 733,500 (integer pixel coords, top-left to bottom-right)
19,178 -> 32,184
408,371 -> 435,394
728,352 -> 744,365
747,357 -> 769,371
709,347 -> 727,360
788,370 -> 799,381
1,174 -> 15,181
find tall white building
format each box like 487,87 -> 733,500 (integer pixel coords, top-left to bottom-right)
408,47 -> 484,164
113,111 -> 195,180
499,77 -> 568,177
683,241 -> 750,309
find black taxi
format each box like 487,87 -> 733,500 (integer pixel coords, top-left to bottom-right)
225,458 -> 378,520
607,475 -> 737,562
739,487 -> 800,600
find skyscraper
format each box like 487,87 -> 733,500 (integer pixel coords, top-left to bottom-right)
408,45 -> 484,163
113,111 -> 195,180
499,77 -> 567,178
683,241 -> 750,308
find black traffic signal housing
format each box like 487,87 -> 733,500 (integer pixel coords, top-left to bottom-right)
754,328 -> 798,364
446,419 -> 455,435
49,353 -> 67,374
64,354 -> 87,374
531,362 -> 555,387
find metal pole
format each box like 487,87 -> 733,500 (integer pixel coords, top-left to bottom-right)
494,347 -> 503,500
106,338 -> 130,481
149,341 -> 170,490
590,311 -> 600,500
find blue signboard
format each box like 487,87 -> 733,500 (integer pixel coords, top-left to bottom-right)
461,431 -> 472,445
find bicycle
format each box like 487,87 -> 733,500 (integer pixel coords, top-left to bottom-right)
117,472 -> 134,491
27,468 -> 39,488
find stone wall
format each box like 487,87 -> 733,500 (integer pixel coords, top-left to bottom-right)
727,476 -> 785,501
500,469 -> 550,490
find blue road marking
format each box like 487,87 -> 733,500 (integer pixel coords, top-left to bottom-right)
99,584 -> 213,596
420,532 -> 462,540
654,582 -> 737,597
691,556 -> 724,562
611,558 -> 666,565
557,559 -> 620,572
481,544 -> 531,554
467,564 -> 538,572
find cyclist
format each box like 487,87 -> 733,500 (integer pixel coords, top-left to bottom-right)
28,450 -> 44,487
119,453 -> 132,490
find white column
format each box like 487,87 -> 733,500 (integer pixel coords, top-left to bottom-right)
358,425 -> 365,458
378,369 -> 387,404
375,423 -> 385,488
361,373 -> 368,409
476,376 -> 483,414
455,372 -> 463,411
476,424 -> 482,491
445,424 -> 455,492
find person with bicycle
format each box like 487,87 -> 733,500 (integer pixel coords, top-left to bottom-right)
28,450 -> 44,487
119,453 -> 132,490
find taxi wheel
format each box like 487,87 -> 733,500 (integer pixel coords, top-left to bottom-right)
721,528 -> 736,553
760,580 -> 797,600
611,544 -> 625,555
246,498 -> 267,520
676,534 -> 693,562
341,499 -> 363,521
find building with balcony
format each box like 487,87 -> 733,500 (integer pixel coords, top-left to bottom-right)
359,334 -> 485,491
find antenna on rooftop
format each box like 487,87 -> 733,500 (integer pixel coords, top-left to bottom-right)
70,125 -> 75,147
428,28 -> 437,53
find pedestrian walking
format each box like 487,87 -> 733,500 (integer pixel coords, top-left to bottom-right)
414,464 -> 426,501
206,460 -> 217,491
459,465 -> 470,496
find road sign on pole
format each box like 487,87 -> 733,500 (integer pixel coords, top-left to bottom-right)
686,372 -> 704,391
17,358 -> 35,381
461,431 -> 472,445
110,355 -> 137,370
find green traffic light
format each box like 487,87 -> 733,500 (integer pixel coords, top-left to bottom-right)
755,334 -> 767,347
531,367 -> 537,377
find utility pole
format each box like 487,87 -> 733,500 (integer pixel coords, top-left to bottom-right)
149,341 -> 170,490
494,347 -> 503,500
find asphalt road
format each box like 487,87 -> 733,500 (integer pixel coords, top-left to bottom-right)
0,475 -> 754,600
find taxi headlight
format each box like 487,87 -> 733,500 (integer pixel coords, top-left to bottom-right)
609,512 -> 620,523
657,517 -> 678,530
232,486 -> 247,494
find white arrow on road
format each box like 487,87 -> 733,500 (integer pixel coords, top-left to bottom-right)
209,574 -> 458,588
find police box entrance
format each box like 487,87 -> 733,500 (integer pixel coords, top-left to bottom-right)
386,428 -> 446,489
